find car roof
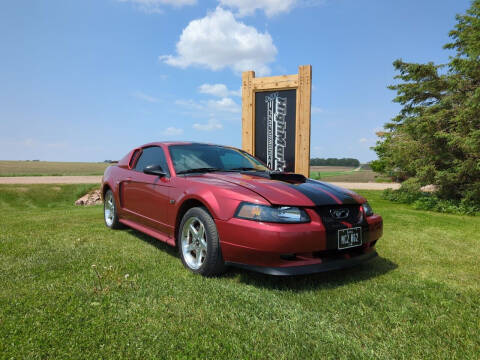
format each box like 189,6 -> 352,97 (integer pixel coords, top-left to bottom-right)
139,141 -> 235,148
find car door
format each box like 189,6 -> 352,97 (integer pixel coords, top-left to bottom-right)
122,146 -> 172,235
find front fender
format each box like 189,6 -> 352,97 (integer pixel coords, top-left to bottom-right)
171,176 -> 270,222
175,192 -> 220,220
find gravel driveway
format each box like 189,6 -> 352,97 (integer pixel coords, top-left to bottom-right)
0,176 -> 400,190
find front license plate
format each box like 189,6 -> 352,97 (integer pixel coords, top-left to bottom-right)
338,227 -> 362,249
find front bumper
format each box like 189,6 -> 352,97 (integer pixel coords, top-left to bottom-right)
216,208 -> 383,273
226,250 -> 378,276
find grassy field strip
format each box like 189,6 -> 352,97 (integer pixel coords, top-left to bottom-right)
0,161 -> 110,177
309,167 -> 391,183
0,184 -> 478,359
310,166 -> 356,179
0,176 -> 103,184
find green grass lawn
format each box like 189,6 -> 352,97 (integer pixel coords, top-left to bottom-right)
0,160 -> 110,177
0,185 -> 479,359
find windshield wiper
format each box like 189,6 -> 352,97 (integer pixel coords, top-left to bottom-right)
176,167 -> 221,175
226,167 -> 266,172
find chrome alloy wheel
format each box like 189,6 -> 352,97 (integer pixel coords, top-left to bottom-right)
104,191 -> 115,227
181,216 -> 207,270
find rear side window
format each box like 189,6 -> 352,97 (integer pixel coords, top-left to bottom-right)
129,149 -> 141,169
134,146 -> 170,176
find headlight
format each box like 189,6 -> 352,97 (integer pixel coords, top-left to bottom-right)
235,203 -> 310,223
362,202 -> 374,217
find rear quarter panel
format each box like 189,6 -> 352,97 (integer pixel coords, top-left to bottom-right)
101,165 -> 130,206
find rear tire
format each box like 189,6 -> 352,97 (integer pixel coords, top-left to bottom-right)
178,207 -> 226,276
104,189 -> 123,229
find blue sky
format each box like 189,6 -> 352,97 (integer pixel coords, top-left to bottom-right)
0,0 -> 472,162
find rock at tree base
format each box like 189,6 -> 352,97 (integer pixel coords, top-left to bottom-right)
420,184 -> 439,193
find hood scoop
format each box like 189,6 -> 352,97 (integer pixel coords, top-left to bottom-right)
269,172 -> 306,184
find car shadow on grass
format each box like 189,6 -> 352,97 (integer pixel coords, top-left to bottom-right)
125,228 -> 179,258
226,256 -> 398,292
125,228 -> 397,291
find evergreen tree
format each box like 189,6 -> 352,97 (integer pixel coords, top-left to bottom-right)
372,0 -> 480,204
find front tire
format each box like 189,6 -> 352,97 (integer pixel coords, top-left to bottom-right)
178,207 -> 226,276
104,189 -> 123,229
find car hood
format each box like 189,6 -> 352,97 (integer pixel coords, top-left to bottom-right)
202,172 -> 365,207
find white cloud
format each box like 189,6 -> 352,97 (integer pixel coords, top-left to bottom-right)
311,106 -> 324,114
162,126 -> 184,136
207,97 -> 241,113
175,99 -> 203,110
118,0 -> 196,13
219,0 -> 297,17
193,119 -> 223,131
198,83 -> 241,98
132,91 -> 159,103
359,138 -> 368,143
176,97 -> 241,114
160,7 -> 277,75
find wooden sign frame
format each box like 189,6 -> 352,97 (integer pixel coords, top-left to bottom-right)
241,65 -> 312,177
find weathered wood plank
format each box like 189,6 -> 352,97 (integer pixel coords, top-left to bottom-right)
295,65 -> 312,177
252,74 -> 298,91
242,71 -> 255,155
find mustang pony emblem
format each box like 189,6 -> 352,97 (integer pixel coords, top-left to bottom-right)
329,208 -> 350,219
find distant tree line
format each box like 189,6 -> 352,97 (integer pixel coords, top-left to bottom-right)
310,158 -> 360,167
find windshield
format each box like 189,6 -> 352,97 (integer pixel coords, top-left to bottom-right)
169,144 -> 269,174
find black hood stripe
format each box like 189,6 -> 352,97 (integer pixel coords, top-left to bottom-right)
309,180 -> 359,204
291,181 -> 342,205
281,179 -> 359,206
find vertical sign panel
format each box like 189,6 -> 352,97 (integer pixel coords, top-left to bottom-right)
242,66 -> 311,176
254,90 -> 297,172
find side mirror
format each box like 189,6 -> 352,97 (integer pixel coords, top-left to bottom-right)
143,164 -> 167,177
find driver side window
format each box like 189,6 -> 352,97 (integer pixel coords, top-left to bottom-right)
134,146 -> 170,176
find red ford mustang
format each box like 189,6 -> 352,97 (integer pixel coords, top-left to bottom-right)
102,142 -> 383,276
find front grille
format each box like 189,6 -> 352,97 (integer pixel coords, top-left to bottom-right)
316,205 -> 362,232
